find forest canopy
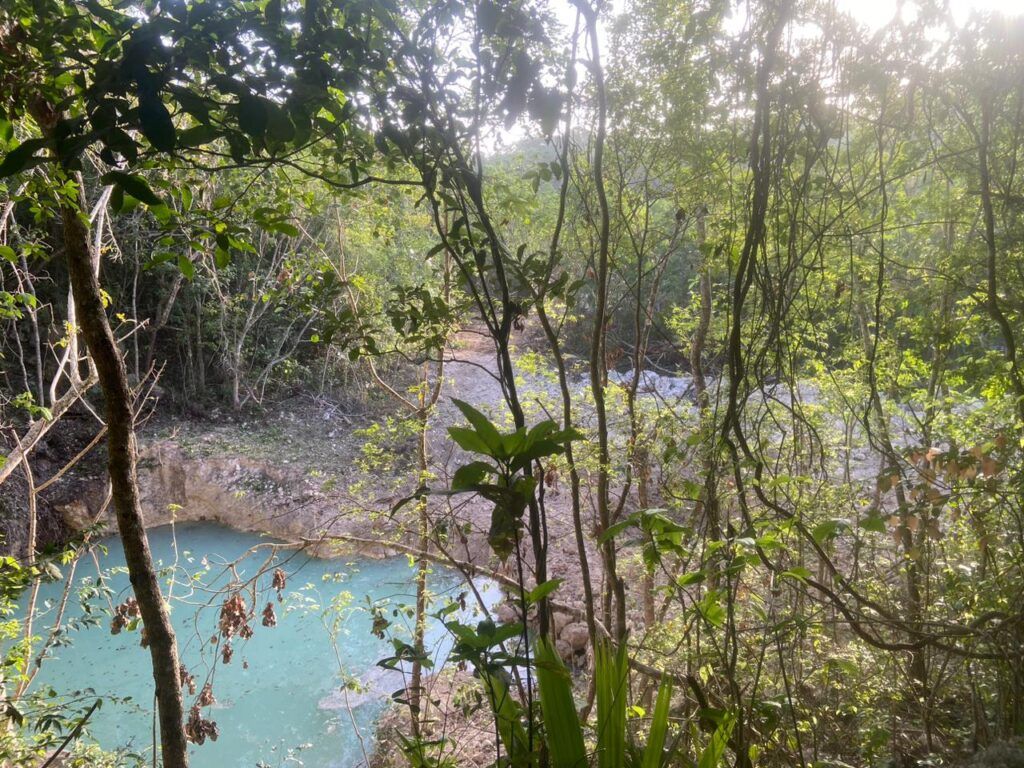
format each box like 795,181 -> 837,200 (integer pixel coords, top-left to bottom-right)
1,0 -> 1024,766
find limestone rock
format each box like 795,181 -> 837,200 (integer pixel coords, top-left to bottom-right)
495,601 -> 520,625
561,622 -> 589,653
552,609 -> 573,636
555,638 -> 573,663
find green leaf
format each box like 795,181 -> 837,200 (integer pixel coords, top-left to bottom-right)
595,639 -> 628,768
101,171 -> 163,207
452,460 -> 494,490
480,672 -> 531,763
598,513 -> 640,545
267,220 -> 300,237
535,638 -> 586,768
0,245 -> 16,263
138,92 -> 176,152
697,713 -> 735,768
0,138 -> 48,178
527,578 -> 562,604
238,94 -> 269,138
508,434 -> 579,472
697,591 -> 725,628
488,495 -> 526,561
177,254 -> 195,280
448,426 -> 491,455
780,566 -> 812,582
676,570 -> 706,587
859,513 -> 886,533
812,518 -> 850,545
451,399 -> 505,457
177,124 -> 220,148
266,103 -> 296,143
640,678 -> 673,768
265,0 -> 282,25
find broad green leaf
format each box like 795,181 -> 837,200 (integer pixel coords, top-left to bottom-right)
0,138 -> 48,178
448,426 -> 491,456
780,566 -> 812,582
676,571 -> 706,587
138,92 -> 176,152
177,254 -> 195,280
451,460 -> 494,490
100,171 -> 164,207
812,518 -> 850,545
859,513 -> 886,533
480,672 -> 531,764
238,94 -> 269,138
595,639 -> 627,768
451,398 -> 504,456
527,578 -> 563,604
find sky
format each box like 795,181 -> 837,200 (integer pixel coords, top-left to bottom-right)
488,0 -> 1023,151
550,0 -> 1024,54
834,0 -> 1024,28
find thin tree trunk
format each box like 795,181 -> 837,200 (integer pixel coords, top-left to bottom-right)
581,2 -> 626,644
14,443 -> 39,702
978,100 -> 1024,423
690,206 -> 721,581
409,401 -> 430,740
143,271 -> 185,374
59,193 -> 189,768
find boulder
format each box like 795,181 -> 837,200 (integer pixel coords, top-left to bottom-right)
495,601 -> 520,625
552,609 -> 573,636
555,638 -> 574,663
561,622 -> 589,653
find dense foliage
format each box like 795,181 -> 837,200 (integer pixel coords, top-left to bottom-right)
2,0 -> 1024,766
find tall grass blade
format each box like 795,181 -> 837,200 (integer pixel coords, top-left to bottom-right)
595,640 -> 628,768
535,638 -> 587,768
697,714 -> 735,768
480,671 -> 531,764
639,678 -> 673,768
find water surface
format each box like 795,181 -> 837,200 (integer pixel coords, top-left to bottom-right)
21,523 -> 495,767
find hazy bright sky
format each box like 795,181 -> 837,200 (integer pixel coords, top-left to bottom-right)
557,0 -> 1024,46
834,0 -> 1024,28
494,0 -> 1023,150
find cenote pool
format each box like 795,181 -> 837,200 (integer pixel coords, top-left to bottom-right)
19,522 -> 498,767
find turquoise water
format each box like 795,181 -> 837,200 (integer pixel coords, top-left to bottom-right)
19,523 -> 498,767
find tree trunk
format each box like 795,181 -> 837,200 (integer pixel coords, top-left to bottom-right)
60,201 -> 189,768
409,399 -> 430,740
143,271 -> 185,374
582,3 -> 626,644
690,206 -> 722,585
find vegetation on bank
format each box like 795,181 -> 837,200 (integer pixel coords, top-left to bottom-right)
2,0 -> 1024,766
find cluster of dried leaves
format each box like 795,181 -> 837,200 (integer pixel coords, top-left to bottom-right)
879,439 -> 1008,551
185,683 -> 219,745
121,570 -> 289,745
185,705 -> 219,745
179,664 -> 197,695
271,568 -> 287,600
109,597 -> 139,635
